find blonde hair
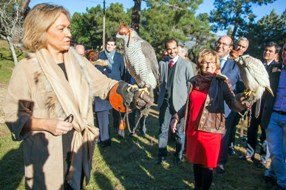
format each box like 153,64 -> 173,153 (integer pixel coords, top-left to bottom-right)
22,3 -> 71,52
197,49 -> 220,75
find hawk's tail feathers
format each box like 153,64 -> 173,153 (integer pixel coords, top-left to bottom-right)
255,99 -> 261,118
266,86 -> 274,96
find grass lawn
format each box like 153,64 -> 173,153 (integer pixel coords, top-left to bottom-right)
0,112 -> 270,190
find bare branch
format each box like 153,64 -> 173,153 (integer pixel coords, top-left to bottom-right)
0,0 -> 26,65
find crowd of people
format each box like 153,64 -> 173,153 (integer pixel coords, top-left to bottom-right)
3,3 -> 286,190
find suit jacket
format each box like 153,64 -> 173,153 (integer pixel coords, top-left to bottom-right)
93,65 -> 112,112
261,62 -> 282,129
95,51 -> 125,112
98,51 -> 125,81
265,60 -> 280,75
221,58 -> 241,117
157,56 -> 194,112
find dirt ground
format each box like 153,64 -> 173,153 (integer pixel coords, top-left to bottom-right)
0,84 -> 7,124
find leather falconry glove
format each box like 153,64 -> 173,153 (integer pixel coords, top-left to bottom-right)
235,93 -> 256,108
109,81 -> 154,113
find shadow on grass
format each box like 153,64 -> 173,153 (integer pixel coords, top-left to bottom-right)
0,143 -> 24,189
92,106 -> 272,190
0,107 -> 271,189
93,106 -> 194,189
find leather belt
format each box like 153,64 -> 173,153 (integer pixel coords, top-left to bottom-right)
273,110 -> 286,115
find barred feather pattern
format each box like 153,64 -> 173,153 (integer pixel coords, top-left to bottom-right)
234,54 -> 273,117
119,31 -> 157,89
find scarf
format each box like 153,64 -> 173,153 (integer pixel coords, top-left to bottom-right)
34,47 -> 98,189
104,49 -> 116,70
193,73 -> 215,91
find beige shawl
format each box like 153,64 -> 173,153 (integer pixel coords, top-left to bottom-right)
35,48 -> 98,189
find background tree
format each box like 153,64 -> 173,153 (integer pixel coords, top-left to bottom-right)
188,13 -> 216,63
131,0 -> 142,33
0,0 -> 30,65
71,5 -> 103,49
71,3 -> 129,50
209,0 -> 276,39
71,0 -> 215,61
140,0 -> 214,60
238,10 -> 286,58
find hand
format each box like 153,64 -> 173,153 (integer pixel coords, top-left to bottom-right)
239,94 -> 255,108
133,90 -> 154,111
170,118 -> 178,133
46,118 -> 73,136
111,81 -> 154,112
114,81 -> 137,108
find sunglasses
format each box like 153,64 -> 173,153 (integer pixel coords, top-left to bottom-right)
64,114 -> 74,123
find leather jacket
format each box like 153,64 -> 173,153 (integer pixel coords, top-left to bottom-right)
177,74 -> 246,134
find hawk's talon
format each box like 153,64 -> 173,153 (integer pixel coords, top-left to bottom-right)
244,89 -> 254,97
138,87 -> 149,98
127,84 -> 139,93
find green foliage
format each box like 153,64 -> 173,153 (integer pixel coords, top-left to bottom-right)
209,0 -> 276,38
71,5 -> 103,49
0,59 -> 14,84
105,3 -> 130,37
71,0 -> 214,59
140,0 -> 214,59
238,10 -> 286,58
0,39 -> 21,84
71,3 -> 130,50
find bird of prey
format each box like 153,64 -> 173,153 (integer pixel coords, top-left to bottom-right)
116,23 -> 159,93
230,50 -> 274,118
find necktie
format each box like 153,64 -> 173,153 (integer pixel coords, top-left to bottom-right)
220,58 -> 226,70
169,59 -> 174,68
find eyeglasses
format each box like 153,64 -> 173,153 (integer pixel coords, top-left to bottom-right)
216,42 -> 231,47
203,62 -> 216,66
64,114 -> 74,123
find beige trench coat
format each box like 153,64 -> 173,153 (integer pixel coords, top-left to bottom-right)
4,49 -> 117,190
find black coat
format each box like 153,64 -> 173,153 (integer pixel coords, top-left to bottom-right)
261,62 -> 282,129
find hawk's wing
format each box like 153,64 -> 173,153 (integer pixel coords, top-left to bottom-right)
141,40 -> 160,87
122,44 -> 141,85
243,56 -> 270,88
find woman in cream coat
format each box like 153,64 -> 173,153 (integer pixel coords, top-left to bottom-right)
4,4 -> 152,190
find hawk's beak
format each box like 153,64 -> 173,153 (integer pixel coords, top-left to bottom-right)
229,50 -> 239,60
127,29 -> 132,47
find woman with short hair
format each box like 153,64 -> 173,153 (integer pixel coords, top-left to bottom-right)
170,49 -> 253,190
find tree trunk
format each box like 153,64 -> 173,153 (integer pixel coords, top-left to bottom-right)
131,0 -> 141,34
7,36 -> 18,65
232,23 -> 239,39
21,0 -> 31,15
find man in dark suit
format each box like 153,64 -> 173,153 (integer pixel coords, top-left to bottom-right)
262,42 -> 285,190
157,38 -> 194,165
98,37 -> 125,136
216,35 -> 242,173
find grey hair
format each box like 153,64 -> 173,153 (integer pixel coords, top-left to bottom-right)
237,37 -> 249,45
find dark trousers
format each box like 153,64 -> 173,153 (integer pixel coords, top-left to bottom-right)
228,113 -> 241,148
218,111 -> 237,165
158,100 -> 185,160
112,108 -> 122,132
246,106 -> 266,158
96,110 -> 110,142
